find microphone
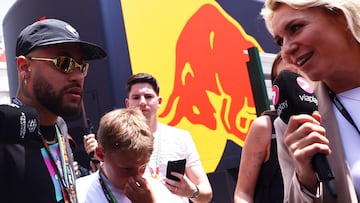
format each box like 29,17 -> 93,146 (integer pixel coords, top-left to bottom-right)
272,70 -> 337,198
0,103 -> 40,143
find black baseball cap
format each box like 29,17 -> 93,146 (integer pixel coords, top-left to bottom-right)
16,18 -> 107,60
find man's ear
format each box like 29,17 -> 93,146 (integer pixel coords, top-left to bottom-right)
17,56 -> 28,71
16,56 -> 31,78
125,98 -> 130,107
95,146 -> 105,162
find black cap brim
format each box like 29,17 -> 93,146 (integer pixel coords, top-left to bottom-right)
38,40 -> 107,60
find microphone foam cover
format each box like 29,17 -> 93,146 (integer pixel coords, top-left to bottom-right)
0,103 -> 39,143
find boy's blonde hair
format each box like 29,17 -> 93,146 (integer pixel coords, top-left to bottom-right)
97,108 -> 153,159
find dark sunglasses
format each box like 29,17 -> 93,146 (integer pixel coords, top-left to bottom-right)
28,56 -> 89,76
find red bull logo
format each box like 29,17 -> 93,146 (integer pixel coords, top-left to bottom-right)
121,1 -> 263,172
160,4 -> 257,142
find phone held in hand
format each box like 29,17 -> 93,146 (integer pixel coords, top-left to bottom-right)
166,159 -> 186,181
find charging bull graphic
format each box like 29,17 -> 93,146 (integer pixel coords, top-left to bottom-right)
121,0 -> 265,171
159,4 -> 258,142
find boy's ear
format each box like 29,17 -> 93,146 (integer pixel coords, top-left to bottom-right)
95,146 -> 105,162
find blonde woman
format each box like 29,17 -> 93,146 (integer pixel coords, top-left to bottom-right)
261,0 -> 360,202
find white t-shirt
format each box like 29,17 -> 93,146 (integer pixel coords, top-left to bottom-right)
333,87 -> 360,199
144,122 -> 201,203
76,171 -> 177,203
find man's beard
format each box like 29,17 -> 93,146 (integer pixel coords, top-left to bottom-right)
33,75 -> 81,117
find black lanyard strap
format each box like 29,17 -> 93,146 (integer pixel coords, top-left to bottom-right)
99,168 -> 117,203
328,89 -> 360,135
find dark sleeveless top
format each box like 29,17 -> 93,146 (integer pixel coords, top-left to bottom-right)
253,114 -> 284,203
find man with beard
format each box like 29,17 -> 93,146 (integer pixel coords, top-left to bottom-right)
0,18 -> 106,202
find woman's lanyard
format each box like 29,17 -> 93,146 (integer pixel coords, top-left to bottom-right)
328,89 -> 360,135
41,125 -> 77,203
99,168 -> 117,203
149,127 -> 161,179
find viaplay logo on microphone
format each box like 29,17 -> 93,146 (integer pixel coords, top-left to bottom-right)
297,77 -> 318,106
272,84 -> 287,117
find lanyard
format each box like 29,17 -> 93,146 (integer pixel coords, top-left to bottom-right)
41,125 -> 77,203
149,126 -> 161,179
99,168 -> 117,203
328,89 -> 360,135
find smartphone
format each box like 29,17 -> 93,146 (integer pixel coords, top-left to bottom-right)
166,159 -> 186,181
